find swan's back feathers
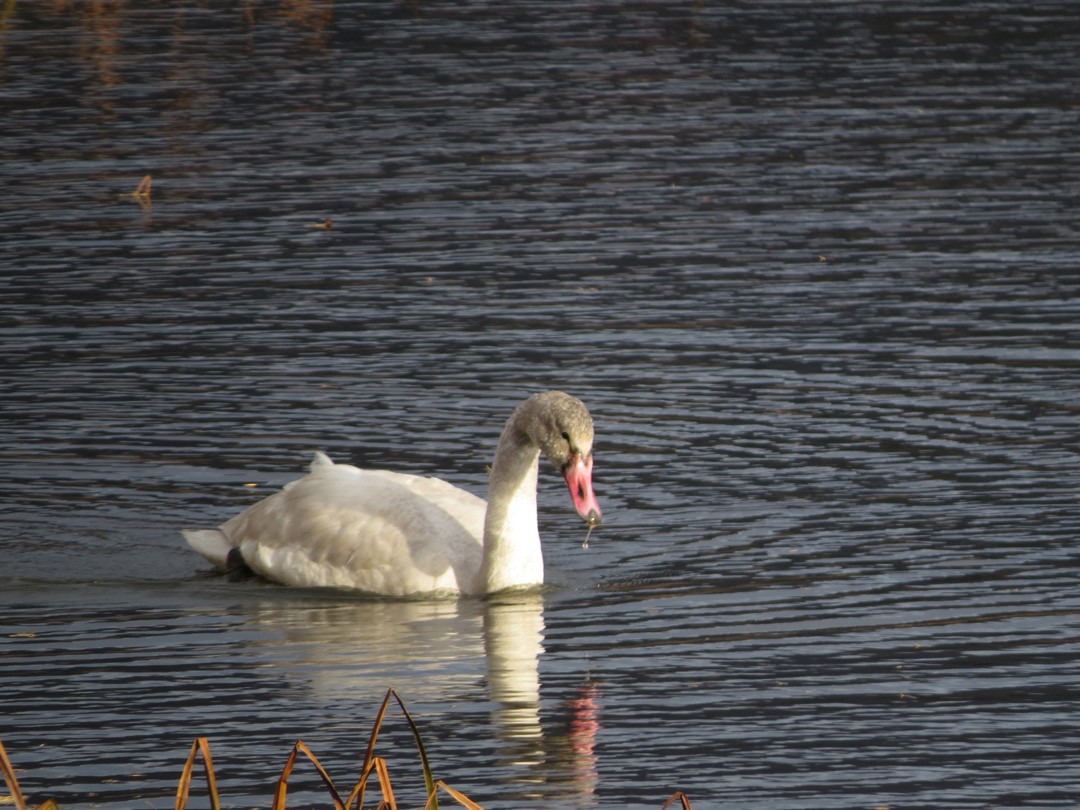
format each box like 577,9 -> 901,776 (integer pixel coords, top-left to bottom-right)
191,454 -> 488,596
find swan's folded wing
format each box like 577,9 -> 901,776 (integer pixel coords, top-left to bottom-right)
218,463 -> 487,595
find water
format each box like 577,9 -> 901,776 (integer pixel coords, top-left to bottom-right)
3,2 -> 1080,807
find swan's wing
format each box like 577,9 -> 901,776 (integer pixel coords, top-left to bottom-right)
217,460 -> 487,595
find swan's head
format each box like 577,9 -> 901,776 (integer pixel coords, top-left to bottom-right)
522,391 -> 603,528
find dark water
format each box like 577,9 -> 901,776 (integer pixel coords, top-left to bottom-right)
3,2 -> 1080,808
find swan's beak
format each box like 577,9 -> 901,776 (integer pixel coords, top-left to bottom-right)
564,453 -> 602,528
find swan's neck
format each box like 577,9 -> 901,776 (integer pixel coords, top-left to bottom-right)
481,428 -> 544,593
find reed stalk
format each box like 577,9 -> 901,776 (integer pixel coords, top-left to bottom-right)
1,690 -> 693,809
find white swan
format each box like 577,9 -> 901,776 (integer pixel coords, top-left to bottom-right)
182,391 -> 602,597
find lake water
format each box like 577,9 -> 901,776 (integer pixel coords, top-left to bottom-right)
3,2 -> 1080,808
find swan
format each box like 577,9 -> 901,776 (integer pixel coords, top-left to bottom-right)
182,391 -> 602,597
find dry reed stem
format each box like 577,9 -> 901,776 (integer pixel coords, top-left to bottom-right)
271,739 -> 345,810
2,690 -> 695,809
424,780 -> 485,810
0,740 -> 59,810
174,737 -> 221,810
374,757 -> 396,810
0,741 -> 26,810
660,790 -> 694,810
349,688 -> 438,810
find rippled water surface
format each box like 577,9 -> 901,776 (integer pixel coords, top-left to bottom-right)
3,2 -> 1080,808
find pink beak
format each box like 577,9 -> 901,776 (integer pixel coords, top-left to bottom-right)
564,453 -> 602,528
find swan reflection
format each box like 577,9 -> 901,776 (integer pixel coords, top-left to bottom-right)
237,591 -> 600,805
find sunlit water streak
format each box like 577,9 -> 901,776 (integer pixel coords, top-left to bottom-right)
3,2 -> 1080,808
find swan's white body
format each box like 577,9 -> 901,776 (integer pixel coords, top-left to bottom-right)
183,391 -> 602,597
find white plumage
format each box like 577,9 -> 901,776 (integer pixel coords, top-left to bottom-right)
183,391 -> 602,597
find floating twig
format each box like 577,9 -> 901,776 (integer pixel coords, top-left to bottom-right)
132,174 -> 152,199
119,175 -> 153,213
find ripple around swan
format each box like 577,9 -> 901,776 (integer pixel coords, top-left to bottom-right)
3,1 -> 1080,808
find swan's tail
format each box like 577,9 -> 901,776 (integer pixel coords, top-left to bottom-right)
182,528 -> 233,570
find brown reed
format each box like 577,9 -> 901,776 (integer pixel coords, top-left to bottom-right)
1,688 -> 693,810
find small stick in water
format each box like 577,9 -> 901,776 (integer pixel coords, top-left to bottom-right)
126,175 -> 152,199
118,175 -> 153,212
